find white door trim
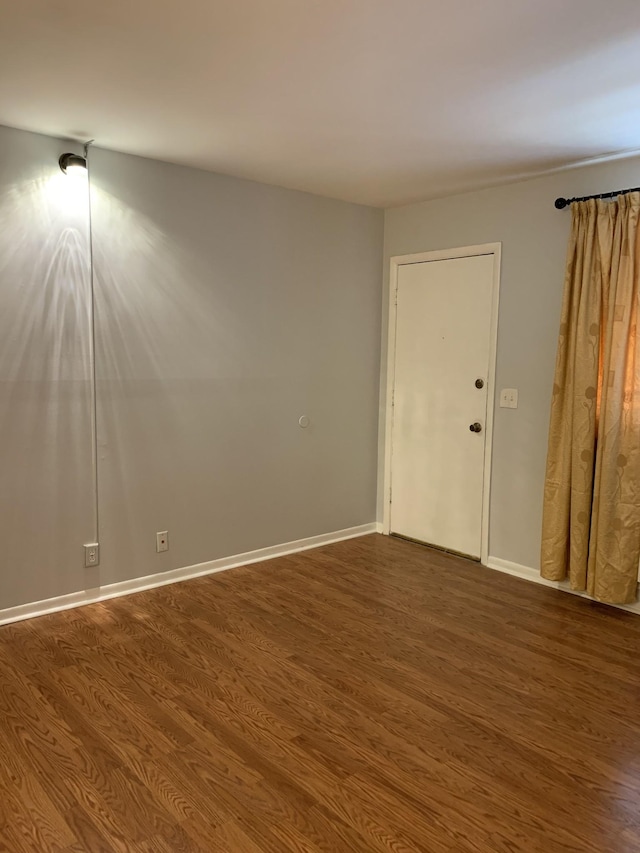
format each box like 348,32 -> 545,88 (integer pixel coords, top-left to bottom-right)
382,243 -> 502,565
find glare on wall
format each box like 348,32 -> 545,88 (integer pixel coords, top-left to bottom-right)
45,169 -> 89,217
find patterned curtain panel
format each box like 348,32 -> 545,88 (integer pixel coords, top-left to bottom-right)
541,193 -> 640,604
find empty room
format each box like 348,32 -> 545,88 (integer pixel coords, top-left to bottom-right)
1,1 -> 640,851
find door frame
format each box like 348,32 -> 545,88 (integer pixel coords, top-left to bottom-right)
382,243 -> 502,565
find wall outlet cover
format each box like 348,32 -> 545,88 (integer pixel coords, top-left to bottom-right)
156,531 -> 169,553
84,543 -> 100,568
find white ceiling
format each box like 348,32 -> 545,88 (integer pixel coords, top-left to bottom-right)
1,0 -> 640,207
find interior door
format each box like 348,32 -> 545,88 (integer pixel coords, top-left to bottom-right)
389,254 -> 494,558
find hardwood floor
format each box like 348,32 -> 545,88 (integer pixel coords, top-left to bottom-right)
1,534 -> 640,852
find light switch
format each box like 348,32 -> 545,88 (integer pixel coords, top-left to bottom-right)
500,388 -> 518,409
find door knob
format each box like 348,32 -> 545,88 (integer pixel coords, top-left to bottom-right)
475,378 -> 484,389
469,422 -> 482,433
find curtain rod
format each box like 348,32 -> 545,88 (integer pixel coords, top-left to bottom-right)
554,186 -> 640,209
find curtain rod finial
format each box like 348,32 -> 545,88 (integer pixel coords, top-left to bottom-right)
555,198 -> 569,210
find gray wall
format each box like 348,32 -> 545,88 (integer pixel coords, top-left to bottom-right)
382,155 -> 640,570
0,126 -> 383,609
0,125 -> 96,608
6,116 -> 635,608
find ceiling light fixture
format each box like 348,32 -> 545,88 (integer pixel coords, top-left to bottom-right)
58,152 -> 87,176
58,140 -> 94,176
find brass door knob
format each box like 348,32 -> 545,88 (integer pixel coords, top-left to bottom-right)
469,422 -> 482,433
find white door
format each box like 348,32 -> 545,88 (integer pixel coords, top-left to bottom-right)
389,254 -> 495,558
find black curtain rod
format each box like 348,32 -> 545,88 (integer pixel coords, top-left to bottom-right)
554,186 -> 640,209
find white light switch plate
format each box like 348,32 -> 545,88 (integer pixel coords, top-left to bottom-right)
500,388 -> 518,409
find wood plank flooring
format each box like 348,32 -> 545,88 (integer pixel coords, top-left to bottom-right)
1,533 -> 640,852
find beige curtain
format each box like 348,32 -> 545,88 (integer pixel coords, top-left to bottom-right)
541,192 -> 640,604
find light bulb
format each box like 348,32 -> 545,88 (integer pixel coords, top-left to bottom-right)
59,152 -> 88,176
66,162 -> 87,178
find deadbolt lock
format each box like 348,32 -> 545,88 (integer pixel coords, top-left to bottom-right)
475,378 -> 484,389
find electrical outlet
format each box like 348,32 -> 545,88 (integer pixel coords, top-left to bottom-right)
156,531 -> 169,553
84,543 -> 100,568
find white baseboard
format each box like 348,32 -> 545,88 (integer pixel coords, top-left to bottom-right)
485,556 -> 640,615
375,521 -> 384,534
0,522 -> 378,627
